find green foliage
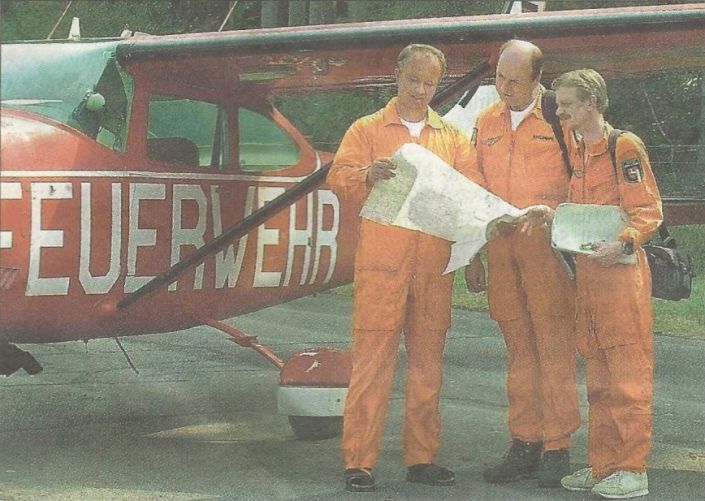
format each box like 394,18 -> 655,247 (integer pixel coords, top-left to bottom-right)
340,0 -> 505,22
0,0 -> 261,41
668,225 -> 705,276
653,276 -> 704,338
607,73 -> 704,198
274,90 -> 394,151
547,0 -> 698,9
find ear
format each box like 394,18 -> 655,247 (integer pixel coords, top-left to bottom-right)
589,94 -> 598,108
394,66 -> 400,83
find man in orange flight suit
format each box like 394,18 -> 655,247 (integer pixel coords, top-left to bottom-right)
327,44 -> 475,493
465,39 -> 580,488
547,69 -> 662,499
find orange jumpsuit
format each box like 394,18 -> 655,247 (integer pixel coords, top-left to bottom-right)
327,98 -> 475,469
472,94 -> 579,451
567,126 -> 662,479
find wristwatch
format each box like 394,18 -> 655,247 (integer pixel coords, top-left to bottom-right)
622,240 -> 634,255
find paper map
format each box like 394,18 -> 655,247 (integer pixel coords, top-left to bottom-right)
360,143 -> 529,273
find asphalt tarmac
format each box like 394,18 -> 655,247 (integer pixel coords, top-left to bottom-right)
1,293 -> 703,501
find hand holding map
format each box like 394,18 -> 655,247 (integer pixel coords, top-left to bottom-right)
360,143 -> 530,273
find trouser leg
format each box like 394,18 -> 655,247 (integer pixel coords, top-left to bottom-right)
532,315 -> 580,450
604,340 -> 654,474
342,328 -> 401,469
585,350 -> 621,479
402,326 -> 447,465
499,315 -> 543,443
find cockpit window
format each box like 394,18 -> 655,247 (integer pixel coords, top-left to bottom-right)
238,108 -> 300,171
0,41 -> 132,152
147,95 -> 229,169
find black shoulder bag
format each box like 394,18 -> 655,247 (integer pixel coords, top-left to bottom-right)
608,129 -> 694,300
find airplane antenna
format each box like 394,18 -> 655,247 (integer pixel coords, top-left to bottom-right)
114,337 -> 140,375
46,0 -> 73,39
218,0 -> 239,32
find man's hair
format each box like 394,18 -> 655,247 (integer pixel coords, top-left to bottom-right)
551,68 -> 609,113
498,39 -> 543,81
397,44 -> 447,76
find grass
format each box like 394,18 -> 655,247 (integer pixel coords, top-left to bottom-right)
327,225 -> 704,340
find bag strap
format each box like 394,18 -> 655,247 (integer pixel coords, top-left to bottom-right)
607,128 -> 624,171
541,90 -> 572,177
607,129 -> 677,249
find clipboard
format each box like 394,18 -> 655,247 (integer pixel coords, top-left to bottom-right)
551,203 -> 636,264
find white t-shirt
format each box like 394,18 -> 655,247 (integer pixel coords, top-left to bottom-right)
510,97 -> 538,131
400,117 -> 426,137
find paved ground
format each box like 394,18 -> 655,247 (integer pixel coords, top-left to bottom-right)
0,293 -> 703,501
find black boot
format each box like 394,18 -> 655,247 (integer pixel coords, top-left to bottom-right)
537,448 -> 570,488
483,439 -> 542,483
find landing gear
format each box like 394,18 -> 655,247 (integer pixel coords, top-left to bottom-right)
278,347 -> 351,440
203,319 -> 351,440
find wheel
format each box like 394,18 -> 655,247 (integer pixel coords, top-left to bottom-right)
287,415 -> 343,440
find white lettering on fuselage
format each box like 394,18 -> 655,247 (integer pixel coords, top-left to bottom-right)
170,184 -> 207,291
0,178 -> 340,296
26,182 -> 73,296
254,186 -> 285,288
126,183 -> 166,293
284,192 -> 313,286
0,182 -> 22,249
211,184 -> 254,289
311,189 -> 339,284
79,182 -> 122,294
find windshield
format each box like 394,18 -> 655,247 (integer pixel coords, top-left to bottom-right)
0,41 -> 133,151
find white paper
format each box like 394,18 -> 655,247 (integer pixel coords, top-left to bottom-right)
551,203 -> 636,264
360,143 -> 529,273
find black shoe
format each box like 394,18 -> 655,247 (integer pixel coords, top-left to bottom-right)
344,468 -> 376,492
406,463 -> 455,487
537,449 -> 570,488
483,439 -> 542,484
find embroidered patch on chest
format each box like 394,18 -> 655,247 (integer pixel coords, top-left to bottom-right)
482,134 -> 502,146
532,134 -> 554,141
622,157 -> 644,183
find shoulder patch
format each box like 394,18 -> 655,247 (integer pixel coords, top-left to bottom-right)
622,157 -> 644,183
471,127 -> 478,146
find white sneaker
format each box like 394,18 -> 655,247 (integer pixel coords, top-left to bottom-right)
561,467 -> 596,491
591,470 -> 649,499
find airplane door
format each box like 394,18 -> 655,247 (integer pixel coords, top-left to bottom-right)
235,105 -> 339,298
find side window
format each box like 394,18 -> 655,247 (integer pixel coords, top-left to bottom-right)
147,95 -> 229,168
238,108 -> 300,171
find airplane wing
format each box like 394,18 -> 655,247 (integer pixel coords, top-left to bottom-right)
115,4 -> 705,95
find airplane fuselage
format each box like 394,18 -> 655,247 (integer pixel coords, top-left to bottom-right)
0,39 -> 361,343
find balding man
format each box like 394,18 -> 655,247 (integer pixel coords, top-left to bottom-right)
465,40 -> 580,488
328,44 -> 475,492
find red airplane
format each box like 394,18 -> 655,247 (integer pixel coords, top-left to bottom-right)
2,3 -> 704,439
